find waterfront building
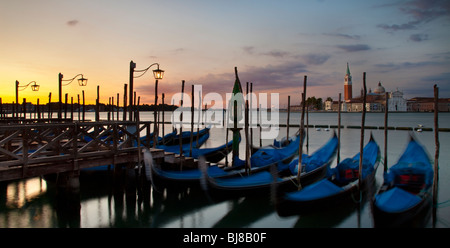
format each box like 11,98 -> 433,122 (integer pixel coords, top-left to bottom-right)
337,64 -> 407,112
388,88 -> 407,112
407,97 -> 450,112
324,64 -> 448,112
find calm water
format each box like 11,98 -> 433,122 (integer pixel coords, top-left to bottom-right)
1,111 -> 449,228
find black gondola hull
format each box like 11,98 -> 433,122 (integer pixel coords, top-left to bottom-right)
206,160 -> 331,201
276,164 -> 378,216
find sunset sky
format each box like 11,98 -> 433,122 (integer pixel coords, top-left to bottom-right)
1,0 -> 449,107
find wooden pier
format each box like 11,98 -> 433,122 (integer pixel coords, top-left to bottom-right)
0,121 -> 196,182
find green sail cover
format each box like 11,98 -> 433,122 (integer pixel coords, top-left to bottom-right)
229,67 -> 244,166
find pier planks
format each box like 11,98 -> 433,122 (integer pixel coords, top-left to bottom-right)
0,121 -> 185,182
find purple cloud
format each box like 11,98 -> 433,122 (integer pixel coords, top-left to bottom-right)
323,33 -> 361,40
303,53 -> 331,65
262,50 -> 290,58
67,20 -> 79,26
410,33 -> 429,42
377,21 -> 419,31
242,46 -> 256,55
336,44 -> 371,52
378,0 -> 450,32
374,60 -> 444,73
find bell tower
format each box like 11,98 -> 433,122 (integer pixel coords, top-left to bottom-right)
344,62 -> 352,101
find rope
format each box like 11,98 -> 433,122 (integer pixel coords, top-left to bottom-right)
436,199 -> 450,208
288,177 -> 300,188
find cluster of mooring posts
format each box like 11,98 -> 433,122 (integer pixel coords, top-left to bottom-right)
285,72 -> 441,227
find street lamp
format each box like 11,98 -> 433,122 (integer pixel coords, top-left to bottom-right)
129,61 -> 164,120
129,60 -> 164,146
58,73 -> 87,120
77,75 -> 88,86
152,67 -> 164,80
15,80 -> 40,118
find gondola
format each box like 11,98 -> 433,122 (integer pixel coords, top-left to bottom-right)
80,129 -> 176,173
82,129 -> 207,173
161,126 -> 211,146
276,134 -> 380,216
137,129 -> 177,147
157,131 -> 210,151
148,134 -> 300,188
138,127 -> 210,147
204,132 -> 338,199
225,132 -> 301,172
157,133 -> 235,163
371,135 -> 434,227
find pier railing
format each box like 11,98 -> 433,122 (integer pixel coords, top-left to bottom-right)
0,121 -> 163,181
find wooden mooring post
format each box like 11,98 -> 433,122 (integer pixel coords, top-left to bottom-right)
337,93 -> 341,164
358,72 -> 367,202
433,84 -> 440,227
297,75 -> 307,189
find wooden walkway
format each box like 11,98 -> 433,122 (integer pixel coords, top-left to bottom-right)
0,121 -> 195,182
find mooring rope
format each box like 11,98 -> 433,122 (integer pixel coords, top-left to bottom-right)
435,199 -> 450,208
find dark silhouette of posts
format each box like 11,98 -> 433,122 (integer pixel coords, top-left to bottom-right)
153,80 -> 159,147
82,90 -> 85,122
297,76 -> 307,189
179,80 -> 185,169
189,85 -> 194,157
58,73 -> 63,120
384,92 -> 389,173
123,84 -> 127,121
433,84 -> 440,226
358,72 -> 367,201
129,61 -> 136,121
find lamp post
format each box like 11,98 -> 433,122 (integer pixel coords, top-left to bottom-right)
15,80 -> 40,118
129,60 -> 164,121
58,73 -> 87,120
129,61 -> 164,146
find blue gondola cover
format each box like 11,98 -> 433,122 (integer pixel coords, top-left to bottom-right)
331,139 -> 379,184
374,187 -> 422,212
157,132 -> 210,153
289,134 -> 338,175
374,137 -> 433,214
284,178 -> 343,201
250,134 -> 300,168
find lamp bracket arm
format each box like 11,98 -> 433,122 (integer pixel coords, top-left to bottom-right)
18,81 -> 38,91
133,63 -> 160,78
61,74 -> 85,86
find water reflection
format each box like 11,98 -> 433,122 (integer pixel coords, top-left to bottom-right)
0,177 -> 54,228
5,177 -> 46,209
0,162 -> 440,228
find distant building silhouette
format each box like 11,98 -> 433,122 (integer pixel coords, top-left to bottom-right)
344,62 -> 352,101
327,63 -> 411,112
407,97 -> 450,112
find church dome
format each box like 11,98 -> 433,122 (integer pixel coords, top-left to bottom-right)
373,82 -> 385,94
